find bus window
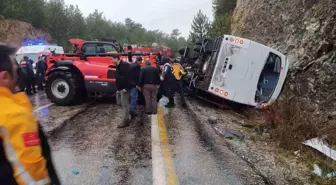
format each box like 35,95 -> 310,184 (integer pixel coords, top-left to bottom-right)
255,52 -> 282,103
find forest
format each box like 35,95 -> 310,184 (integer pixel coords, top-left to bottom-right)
0,0 -> 236,51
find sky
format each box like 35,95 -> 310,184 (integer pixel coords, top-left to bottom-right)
64,0 -> 213,38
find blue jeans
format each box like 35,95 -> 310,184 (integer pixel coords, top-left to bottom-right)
130,87 -> 138,112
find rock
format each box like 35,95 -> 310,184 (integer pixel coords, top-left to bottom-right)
223,128 -> 245,140
254,125 -> 265,134
231,0 -> 336,116
208,116 -> 218,125
0,19 -> 53,47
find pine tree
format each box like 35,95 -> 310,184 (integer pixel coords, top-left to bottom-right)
188,10 -> 211,44
171,29 -> 181,38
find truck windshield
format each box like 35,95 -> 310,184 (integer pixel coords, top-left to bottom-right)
255,52 -> 281,103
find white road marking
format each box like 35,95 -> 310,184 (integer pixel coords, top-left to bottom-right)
151,114 -> 167,185
33,103 -> 54,112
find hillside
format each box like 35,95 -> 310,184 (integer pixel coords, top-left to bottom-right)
0,18 -> 53,48
231,0 -> 336,118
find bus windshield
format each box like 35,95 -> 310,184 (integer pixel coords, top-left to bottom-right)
255,52 -> 282,103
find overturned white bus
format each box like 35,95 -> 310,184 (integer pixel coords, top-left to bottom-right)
179,35 -> 289,108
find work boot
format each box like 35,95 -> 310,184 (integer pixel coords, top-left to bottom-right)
117,121 -> 129,128
130,111 -> 138,120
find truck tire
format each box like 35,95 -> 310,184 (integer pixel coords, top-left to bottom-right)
195,39 -> 203,45
46,70 -> 79,106
194,45 -> 202,52
202,56 -> 211,74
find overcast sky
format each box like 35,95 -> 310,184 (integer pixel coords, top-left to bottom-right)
64,0 -> 213,38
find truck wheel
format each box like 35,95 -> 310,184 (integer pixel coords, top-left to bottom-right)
202,56 -> 211,74
46,71 -> 79,106
195,39 -> 203,45
194,45 -> 202,52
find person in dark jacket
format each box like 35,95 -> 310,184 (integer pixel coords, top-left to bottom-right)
36,55 -> 47,91
27,57 -> 37,93
20,56 -> 35,95
127,45 -> 133,62
138,59 -> 161,114
16,63 -> 27,92
129,56 -> 142,118
160,57 -> 177,108
115,56 -> 132,128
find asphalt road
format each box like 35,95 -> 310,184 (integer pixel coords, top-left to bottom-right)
31,92 -> 266,185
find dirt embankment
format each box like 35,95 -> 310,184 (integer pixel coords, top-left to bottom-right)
0,17 -> 53,48
230,1 -> 336,183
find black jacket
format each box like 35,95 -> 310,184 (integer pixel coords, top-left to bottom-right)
36,60 -> 47,76
128,52 -> 133,63
130,63 -> 141,87
38,124 -> 61,185
138,66 -> 161,87
116,61 -> 132,91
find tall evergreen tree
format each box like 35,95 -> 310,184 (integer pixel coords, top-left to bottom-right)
188,10 -> 211,44
211,0 -> 237,36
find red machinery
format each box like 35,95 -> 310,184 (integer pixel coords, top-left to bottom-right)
45,38 -> 159,106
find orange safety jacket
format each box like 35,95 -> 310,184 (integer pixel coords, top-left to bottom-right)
0,87 -> 50,185
172,62 -> 186,80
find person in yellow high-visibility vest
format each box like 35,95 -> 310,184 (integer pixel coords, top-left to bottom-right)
0,43 -> 59,185
171,58 -> 187,107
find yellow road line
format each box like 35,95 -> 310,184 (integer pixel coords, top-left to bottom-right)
157,107 -> 179,185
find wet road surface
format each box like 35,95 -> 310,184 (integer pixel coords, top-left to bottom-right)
31,92 -> 265,185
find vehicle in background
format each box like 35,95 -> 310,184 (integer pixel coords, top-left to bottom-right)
179,35 -> 289,109
123,43 -> 172,61
14,43 -> 64,67
45,38 -> 159,106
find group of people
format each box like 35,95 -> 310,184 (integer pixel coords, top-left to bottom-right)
0,43 -> 60,185
18,55 -> 47,95
114,52 -> 187,128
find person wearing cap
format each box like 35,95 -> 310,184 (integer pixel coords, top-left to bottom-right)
129,56 -> 142,118
0,43 -> 60,185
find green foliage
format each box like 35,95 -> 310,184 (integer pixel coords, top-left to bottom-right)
211,13 -> 231,36
0,0 -> 186,52
188,10 -> 211,44
212,0 -> 236,15
211,0 -> 237,36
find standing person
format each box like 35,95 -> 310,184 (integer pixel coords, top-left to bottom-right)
27,57 -> 37,93
19,56 -> 35,95
127,45 -> 133,63
129,56 -> 142,118
138,59 -> 161,114
172,59 -> 187,107
0,43 -> 59,185
115,56 -> 132,128
156,52 -> 162,66
36,55 -> 47,91
160,57 -> 177,108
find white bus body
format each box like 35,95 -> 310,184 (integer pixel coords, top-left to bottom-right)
207,35 -> 289,107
